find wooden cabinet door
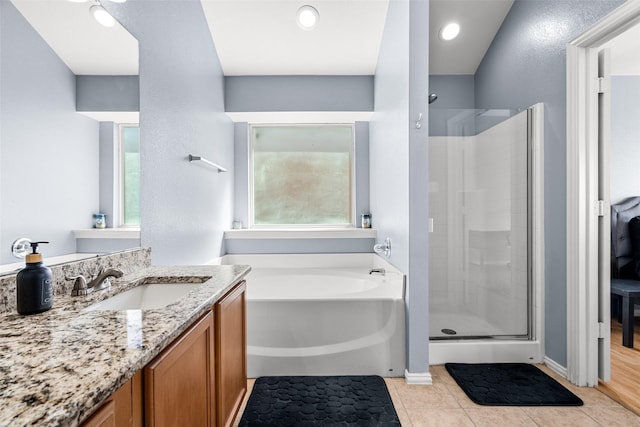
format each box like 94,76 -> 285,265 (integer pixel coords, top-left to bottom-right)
145,311 -> 215,427
82,400 -> 115,427
215,281 -> 247,427
82,371 -> 142,427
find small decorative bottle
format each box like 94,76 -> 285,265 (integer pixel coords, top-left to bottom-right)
94,213 -> 106,229
361,213 -> 372,229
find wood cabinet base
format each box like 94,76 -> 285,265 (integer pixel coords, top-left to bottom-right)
144,311 -> 215,427
215,281 -> 247,427
82,372 -> 142,427
82,280 -> 247,427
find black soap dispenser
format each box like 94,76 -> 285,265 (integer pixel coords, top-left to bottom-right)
16,241 -> 53,315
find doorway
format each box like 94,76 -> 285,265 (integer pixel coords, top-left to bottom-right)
566,0 -> 640,399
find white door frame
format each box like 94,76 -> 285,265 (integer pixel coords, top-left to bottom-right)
566,0 -> 640,386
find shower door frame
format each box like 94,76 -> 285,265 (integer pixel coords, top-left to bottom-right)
428,104 -> 546,363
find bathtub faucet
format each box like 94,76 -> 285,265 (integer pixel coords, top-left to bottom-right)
369,268 -> 386,276
373,237 -> 392,258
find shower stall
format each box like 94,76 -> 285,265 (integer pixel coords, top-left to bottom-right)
428,105 -> 544,364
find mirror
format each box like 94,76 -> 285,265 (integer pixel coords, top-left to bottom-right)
0,0 -> 140,271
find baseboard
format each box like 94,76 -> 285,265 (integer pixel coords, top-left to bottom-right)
544,356 -> 567,378
404,369 -> 433,385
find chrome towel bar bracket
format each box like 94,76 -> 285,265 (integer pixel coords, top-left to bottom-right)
188,154 -> 227,173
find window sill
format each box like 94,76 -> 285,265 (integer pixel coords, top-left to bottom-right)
73,228 -> 140,239
224,228 -> 376,240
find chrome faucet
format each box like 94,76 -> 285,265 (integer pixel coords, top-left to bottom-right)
373,237 -> 392,258
67,268 -> 124,296
369,268 -> 386,276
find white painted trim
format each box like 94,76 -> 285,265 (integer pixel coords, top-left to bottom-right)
544,356 -> 568,379
226,111 -> 374,124
72,228 -> 140,239
77,111 -> 139,124
404,369 -> 432,385
566,0 -> 640,386
224,228 -> 377,240
530,104 -> 546,356
566,42 -> 595,387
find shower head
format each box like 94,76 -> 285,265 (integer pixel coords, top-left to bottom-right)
428,93 -> 438,104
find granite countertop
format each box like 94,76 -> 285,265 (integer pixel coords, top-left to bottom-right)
0,264 -> 250,426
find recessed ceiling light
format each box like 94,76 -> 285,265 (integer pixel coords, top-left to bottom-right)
297,5 -> 319,30
440,22 -> 460,41
90,4 -> 115,27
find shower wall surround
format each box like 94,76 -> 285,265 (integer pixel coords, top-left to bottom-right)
429,111 -> 528,339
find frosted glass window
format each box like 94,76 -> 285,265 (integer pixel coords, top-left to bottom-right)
251,125 -> 353,226
121,125 -> 140,226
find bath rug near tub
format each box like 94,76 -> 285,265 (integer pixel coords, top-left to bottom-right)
445,363 -> 583,406
238,375 -> 400,426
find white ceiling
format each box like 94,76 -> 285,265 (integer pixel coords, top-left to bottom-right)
201,0 -> 389,76
203,0 -> 514,76
429,0 -> 514,75
19,0 -> 638,80
10,0 -> 138,75
12,0 -> 515,77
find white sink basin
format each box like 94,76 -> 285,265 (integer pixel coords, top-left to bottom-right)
85,283 -> 202,311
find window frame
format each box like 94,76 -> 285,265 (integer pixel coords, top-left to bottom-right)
118,123 -> 140,228
248,123 -> 356,229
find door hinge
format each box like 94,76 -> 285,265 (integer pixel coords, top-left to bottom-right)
597,322 -> 606,339
596,77 -> 608,94
596,200 -> 605,217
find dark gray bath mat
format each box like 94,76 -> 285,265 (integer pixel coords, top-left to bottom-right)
238,375 -> 401,426
445,363 -> 583,406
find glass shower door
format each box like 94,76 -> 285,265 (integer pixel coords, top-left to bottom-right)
428,109 -> 530,339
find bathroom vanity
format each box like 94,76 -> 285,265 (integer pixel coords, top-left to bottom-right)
0,260 -> 249,427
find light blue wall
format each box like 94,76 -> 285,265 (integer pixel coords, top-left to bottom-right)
611,76 -> 640,205
225,238 -> 375,254
407,0 -> 430,374
370,0 -> 430,374
233,122 -> 249,230
76,238 -> 140,253
98,122 -> 117,229
474,0 -> 623,367
76,76 -> 139,112
371,0 -> 410,274
0,1 -> 99,264
428,75 -> 475,136
228,121 -> 371,254
107,0 -> 234,265
428,75 -> 475,109
225,76 -> 374,112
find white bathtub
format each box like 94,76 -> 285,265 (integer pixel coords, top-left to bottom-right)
221,254 -> 406,378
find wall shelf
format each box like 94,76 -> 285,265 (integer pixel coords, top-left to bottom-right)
224,228 -> 376,240
73,228 -> 140,239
